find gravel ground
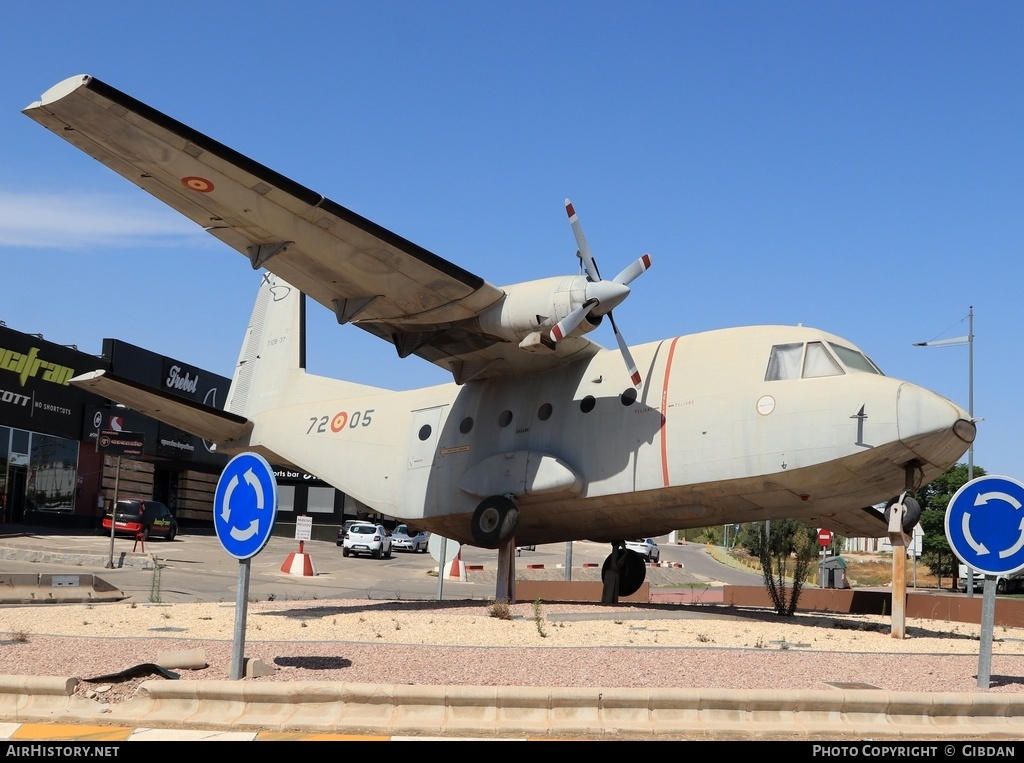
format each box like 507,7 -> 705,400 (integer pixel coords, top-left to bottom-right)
2,598 -> 1023,702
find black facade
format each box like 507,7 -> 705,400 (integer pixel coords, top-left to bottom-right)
0,327 -> 107,439
0,325 -> 368,537
0,327 -> 109,524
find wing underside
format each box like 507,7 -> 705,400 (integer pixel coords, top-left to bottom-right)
815,506 -> 890,539
70,370 -> 252,446
24,75 -> 597,383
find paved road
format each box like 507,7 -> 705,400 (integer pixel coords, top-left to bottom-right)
0,526 -> 764,603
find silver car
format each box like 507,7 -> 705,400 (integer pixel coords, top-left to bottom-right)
390,524 -> 429,553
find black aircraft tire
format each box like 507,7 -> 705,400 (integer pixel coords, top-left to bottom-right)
471,495 -> 519,548
902,497 -> 922,530
885,496 -> 923,533
602,548 -> 648,597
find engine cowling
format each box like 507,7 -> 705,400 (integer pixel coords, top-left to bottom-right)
477,275 -> 601,347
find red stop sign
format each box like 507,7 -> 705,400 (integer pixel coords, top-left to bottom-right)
817,528 -> 833,547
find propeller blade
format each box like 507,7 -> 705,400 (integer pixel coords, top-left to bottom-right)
608,311 -> 642,387
613,254 -> 652,286
565,199 -> 602,281
550,299 -> 597,342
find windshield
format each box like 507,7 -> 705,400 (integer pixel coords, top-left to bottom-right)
766,341 -> 884,380
829,342 -> 882,374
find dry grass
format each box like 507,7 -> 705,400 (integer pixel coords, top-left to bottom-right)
842,553 -> 952,590
729,549 -> 957,591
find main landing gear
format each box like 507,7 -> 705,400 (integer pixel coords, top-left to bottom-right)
601,541 -> 647,603
471,494 -> 519,548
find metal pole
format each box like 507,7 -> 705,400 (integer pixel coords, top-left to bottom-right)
435,538 -> 447,600
230,558 -> 250,680
966,306 -> 975,597
913,309 -> 975,594
105,455 -> 121,569
968,305 -> 974,482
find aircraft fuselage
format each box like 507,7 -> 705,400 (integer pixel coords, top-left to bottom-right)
245,323 -> 973,546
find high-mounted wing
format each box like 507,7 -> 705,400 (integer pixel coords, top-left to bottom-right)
24,75 -> 599,383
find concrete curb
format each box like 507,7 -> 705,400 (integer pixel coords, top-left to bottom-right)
0,574 -> 124,604
2,677 -> 1024,739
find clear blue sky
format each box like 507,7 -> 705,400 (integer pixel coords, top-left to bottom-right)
1,2 -> 1020,479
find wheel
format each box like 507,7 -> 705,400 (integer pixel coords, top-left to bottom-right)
384,545 -> 392,559
471,495 -> 519,548
166,526 -> 176,542
884,495 -> 922,533
342,547 -> 350,557
141,527 -> 150,542
997,579 -> 1008,594
601,548 -> 648,597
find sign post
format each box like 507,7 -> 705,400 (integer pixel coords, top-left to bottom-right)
945,475 -> 1024,688
817,528 -> 833,588
213,452 -> 278,680
95,430 -> 145,569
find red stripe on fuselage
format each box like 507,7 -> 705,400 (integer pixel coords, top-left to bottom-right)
660,336 -> 681,487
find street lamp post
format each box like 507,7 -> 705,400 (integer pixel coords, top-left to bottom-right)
914,306 -> 974,592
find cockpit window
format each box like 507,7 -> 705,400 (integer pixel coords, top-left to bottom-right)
829,343 -> 882,374
765,341 -> 866,381
765,343 -> 803,381
802,341 -> 843,378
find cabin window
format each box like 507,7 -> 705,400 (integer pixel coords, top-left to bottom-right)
418,425 -> 432,441
830,343 -> 882,374
620,388 -> 637,406
460,416 -> 474,434
498,410 -> 513,427
802,341 -> 843,378
580,395 -> 596,413
537,403 -> 553,421
765,343 -> 803,380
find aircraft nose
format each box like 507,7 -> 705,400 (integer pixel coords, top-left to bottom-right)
897,382 -> 976,466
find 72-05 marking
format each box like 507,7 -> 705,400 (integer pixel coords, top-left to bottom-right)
308,409 -> 375,434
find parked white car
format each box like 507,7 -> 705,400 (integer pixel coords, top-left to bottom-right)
342,522 -> 392,559
625,538 -> 660,563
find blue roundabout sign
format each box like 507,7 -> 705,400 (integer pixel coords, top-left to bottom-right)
945,475 -> 1024,577
213,452 -> 278,559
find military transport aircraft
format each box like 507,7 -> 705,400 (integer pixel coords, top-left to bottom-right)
23,75 -> 976,598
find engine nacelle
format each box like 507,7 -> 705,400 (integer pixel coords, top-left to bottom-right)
477,275 -> 601,348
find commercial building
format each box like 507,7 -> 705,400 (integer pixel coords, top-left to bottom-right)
0,323 -> 374,540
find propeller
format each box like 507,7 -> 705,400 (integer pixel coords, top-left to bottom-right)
551,199 -> 652,386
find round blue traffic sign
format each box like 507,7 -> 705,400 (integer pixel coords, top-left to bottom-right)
213,452 -> 278,559
945,475 -> 1024,577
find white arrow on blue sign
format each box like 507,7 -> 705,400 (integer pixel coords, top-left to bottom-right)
213,452 -> 278,559
945,475 -> 1024,577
